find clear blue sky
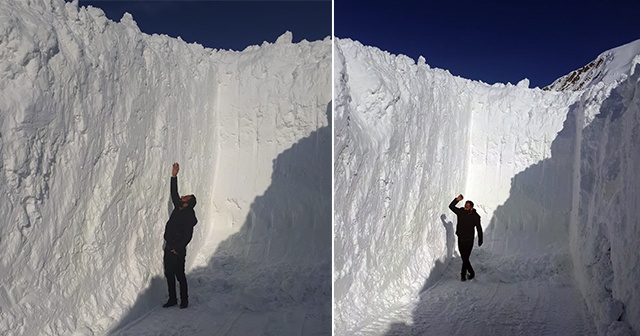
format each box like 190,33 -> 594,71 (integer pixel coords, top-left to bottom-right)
74,1 -> 331,51
336,0 -> 640,88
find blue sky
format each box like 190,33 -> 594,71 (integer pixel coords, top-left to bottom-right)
336,0 -> 640,88
75,1 -> 331,51
72,1 -> 640,88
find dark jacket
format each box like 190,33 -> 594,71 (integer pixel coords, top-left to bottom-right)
164,177 -> 197,254
449,199 -> 483,243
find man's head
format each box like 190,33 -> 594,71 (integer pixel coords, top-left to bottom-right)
464,200 -> 474,212
180,194 -> 197,209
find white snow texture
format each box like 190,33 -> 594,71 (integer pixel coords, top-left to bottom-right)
0,0 -> 331,335
334,38 -> 640,335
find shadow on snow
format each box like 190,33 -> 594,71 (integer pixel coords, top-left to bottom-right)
381,67 -> 640,335
109,102 -> 332,335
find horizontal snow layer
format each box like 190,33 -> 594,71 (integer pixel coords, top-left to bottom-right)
334,37 -> 640,335
0,0 -> 331,335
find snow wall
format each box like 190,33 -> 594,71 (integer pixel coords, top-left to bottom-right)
334,40 -> 472,332
0,1 -> 331,335
334,38 -> 640,335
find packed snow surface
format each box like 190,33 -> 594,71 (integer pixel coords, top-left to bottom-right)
0,1 -> 331,335
334,38 -> 640,335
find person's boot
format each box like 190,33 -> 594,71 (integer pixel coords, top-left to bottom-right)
468,271 -> 475,280
165,275 -> 177,308
178,275 -> 188,309
179,289 -> 188,309
162,298 -> 177,308
461,273 -> 466,282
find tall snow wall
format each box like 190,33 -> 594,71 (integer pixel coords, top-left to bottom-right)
334,39 -> 473,334
334,37 -> 640,335
0,0 -> 331,335
568,54 -> 640,334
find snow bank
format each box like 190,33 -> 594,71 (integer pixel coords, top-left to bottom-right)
465,84 -> 579,254
0,0 -> 330,335
334,39 -> 474,333
334,37 -> 640,335
570,60 -> 640,335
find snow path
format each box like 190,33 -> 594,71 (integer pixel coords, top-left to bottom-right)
352,247 -> 595,336
112,301 -> 326,336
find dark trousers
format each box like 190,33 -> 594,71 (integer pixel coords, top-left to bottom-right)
164,249 -> 188,303
458,239 -> 475,276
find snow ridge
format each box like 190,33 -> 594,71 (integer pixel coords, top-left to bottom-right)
546,39 -> 640,91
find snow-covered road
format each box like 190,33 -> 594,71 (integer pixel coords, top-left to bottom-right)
112,301 -> 327,336
354,247 -> 594,336
109,255 -> 331,336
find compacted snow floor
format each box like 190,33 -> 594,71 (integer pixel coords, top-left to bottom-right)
112,303 -> 325,336
107,259 -> 330,336
352,242 -> 594,336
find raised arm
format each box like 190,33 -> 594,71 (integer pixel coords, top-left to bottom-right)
449,194 -> 463,214
170,163 -> 181,208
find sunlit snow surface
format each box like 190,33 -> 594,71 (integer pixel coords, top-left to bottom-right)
334,38 -> 640,335
0,1 -> 331,335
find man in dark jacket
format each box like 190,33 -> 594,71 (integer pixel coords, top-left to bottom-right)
162,162 -> 198,308
449,194 -> 483,281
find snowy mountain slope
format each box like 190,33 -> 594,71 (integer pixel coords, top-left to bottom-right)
0,0 -> 331,335
334,37 -> 640,335
546,39 -> 640,91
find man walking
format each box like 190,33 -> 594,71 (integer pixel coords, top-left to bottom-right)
449,194 -> 482,281
163,162 -> 198,308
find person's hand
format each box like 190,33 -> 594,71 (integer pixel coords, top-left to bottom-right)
456,194 -> 464,201
172,163 -> 179,177
170,249 -> 178,255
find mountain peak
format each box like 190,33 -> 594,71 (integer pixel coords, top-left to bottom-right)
545,39 -> 640,91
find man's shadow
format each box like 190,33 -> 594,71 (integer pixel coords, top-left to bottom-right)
416,214 -> 456,295
440,214 -> 455,259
